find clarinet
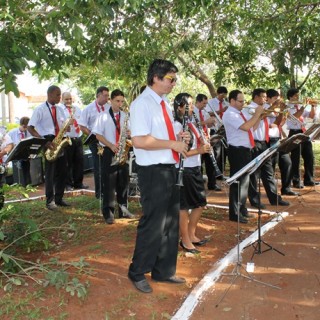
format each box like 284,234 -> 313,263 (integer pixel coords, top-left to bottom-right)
176,104 -> 189,186
192,111 -> 222,178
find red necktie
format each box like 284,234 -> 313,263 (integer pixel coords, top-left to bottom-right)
96,102 -> 105,113
264,118 -> 270,143
20,131 -> 25,139
295,105 -> 306,133
160,100 -> 179,163
199,110 -> 209,138
67,107 -> 80,133
240,112 -> 255,147
51,105 -> 59,136
187,123 -> 201,147
219,101 -> 224,118
115,113 -> 120,143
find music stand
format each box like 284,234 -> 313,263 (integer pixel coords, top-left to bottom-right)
83,133 -> 98,146
5,137 -> 46,163
216,148 -> 281,307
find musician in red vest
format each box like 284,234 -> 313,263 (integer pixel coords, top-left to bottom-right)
243,88 -> 289,208
286,88 -> 318,189
128,59 -> 189,294
28,85 -> 69,210
61,92 -> 88,191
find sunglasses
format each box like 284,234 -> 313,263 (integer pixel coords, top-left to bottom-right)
164,75 -> 178,83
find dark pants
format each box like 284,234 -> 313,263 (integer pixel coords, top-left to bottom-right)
202,153 -> 216,187
289,130 -> 314,184
65,137 -> 84,188
248,140 -> 280,205
228,145 -> 252,218
13,160 -> 31,187
128,164 -> 180,282
89,142 -> 102,198
270,138 -> 292,193
101,148 -> 129,220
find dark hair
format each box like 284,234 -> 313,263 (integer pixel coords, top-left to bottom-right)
196,93 -> 208,103
20,116 -> 30,126
147,59 -> 178,86
96,86 -> 109,96
228,90 -> 243,102
47,85 -> 60,95
140,85 -> 147,94
266,89 -> 280,99
217,86 -> 228,94
287,88 -> 299,100
252,88 -> 266,100
173,93 -> 192,124
111,89 -> 124,99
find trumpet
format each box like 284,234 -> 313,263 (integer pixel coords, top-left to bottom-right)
244,106 -> 284,116
305,98 -> 320,105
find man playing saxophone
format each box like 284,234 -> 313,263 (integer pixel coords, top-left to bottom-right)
27,85 -> 69,210
92,89 -> 134,224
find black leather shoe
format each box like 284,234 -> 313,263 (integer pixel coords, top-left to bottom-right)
56,200 -> 70,207
250,202 -> 266,209
208,184 -> 222,191
229,215 -> 248,224
74,184 -> 89,189
304,181 -> 320,186
153,275 -> 186,284
105,213 -> 115,225
270,199 -> 290,206
192,239 -> 209,246
281,190 -> 299,196
242,210 -> 255,218
179,241 -> 200,254
292,181 -> 304,189
129,278 -> 152,293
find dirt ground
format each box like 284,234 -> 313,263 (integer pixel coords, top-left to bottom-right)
2,172 -> 320,320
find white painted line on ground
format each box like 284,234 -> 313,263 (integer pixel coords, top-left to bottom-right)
172,211 -> 289,320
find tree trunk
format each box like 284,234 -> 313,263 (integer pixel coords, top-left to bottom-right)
8,92 -> 15,123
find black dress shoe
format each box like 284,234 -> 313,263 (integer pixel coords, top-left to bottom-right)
74,184 -> 89,189
270,199 -> 290,206
229,215 -> 248,224
304,181 -> 320,186
192,239 -> 209,246
179,241 -> 200,254
129,278 -> 152,293
292,182 -> 304,189
241,210 -> 255,218
56,200 -> 70,207
250,202 -> 266,209
281,190 -> 299,196
153,275 -> 186,284
208,184 -> 222,191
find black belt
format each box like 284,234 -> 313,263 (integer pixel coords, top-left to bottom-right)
138,163 -> 176,169
289,129 -> 303,133
70,137 -> 82,140
269,137 -> 280,142
229,145 -> 251,150
254,140 -> 267,143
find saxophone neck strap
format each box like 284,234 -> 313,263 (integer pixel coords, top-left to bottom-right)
109,108 -> 121,134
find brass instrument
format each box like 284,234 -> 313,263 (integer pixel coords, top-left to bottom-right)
245,106 -> 283,116
45,118 -> 72,161
305,98 -> 320,105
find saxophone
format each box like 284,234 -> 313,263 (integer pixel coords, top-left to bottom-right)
45,118 -> 73,161
111,112 -> 132,166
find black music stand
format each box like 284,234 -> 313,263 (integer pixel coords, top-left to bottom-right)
5,137 -> 46,163
83,133 -> 98,146
216,146 -> 281,307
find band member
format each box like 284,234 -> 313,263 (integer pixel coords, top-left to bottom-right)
79,86 -> 110,199
223,90 -> 263,223
243,88 -> 289,208
173,93 -> 210,253
265,89 -> 298,196
205,86 -> 229,176
92,89 -> 134,224
194,94 -> 219,190
128,59 -> 189,293
61,92 -> 88,191
8,117 -> 31,187
286,88 -> 318,188
0,127 -> 13,210
28,85 -> 69,210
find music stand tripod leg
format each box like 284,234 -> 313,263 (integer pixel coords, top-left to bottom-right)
216,180 -> 280,307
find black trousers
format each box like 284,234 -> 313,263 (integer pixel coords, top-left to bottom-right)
128,164 -> 179,282
65,137 -> 84,188
89,142 -> 101,198
13,160 -> 31,187
248,141 -> 280,205
270,138 -> 292,193
101,148 -> 129,220
289,130 -> 314,184
202,153 -> 216,187
228,145 -> 252,218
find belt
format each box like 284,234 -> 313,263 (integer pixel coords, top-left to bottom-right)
269,137 -> 280,141
229,145 -> 251,150
70,137 -> 81,140
289,129 -> 303,132
138,163 -> 176,169
254,140 -> 267,143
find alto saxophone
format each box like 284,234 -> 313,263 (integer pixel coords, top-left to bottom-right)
111,112 -> 132,166
45,118 -> 73,161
